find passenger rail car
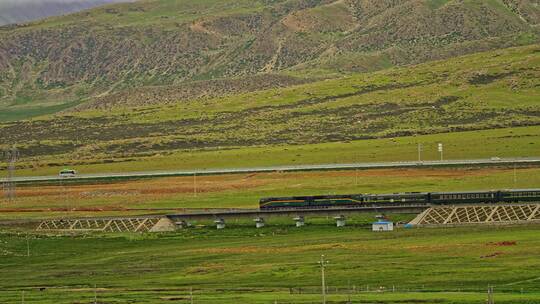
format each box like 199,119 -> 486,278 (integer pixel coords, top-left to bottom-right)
259,189 -> 540,210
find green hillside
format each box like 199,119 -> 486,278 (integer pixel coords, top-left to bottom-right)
0,0 -> 539,121
0,44 -> 538,172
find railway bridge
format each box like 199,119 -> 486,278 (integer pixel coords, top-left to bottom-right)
166,205 -> 427,228
34,202 -> 540,232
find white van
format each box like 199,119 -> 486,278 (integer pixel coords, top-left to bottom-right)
59,169 -> 77,177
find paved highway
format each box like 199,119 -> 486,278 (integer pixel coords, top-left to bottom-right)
2,157 -> 540,183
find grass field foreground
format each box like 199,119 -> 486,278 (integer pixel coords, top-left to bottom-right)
1,225 -> 540,303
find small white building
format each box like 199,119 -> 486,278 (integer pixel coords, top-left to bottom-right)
372,220 -> 394,232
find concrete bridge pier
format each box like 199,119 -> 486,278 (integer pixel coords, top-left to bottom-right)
334,215 -> 346,227
175,220 -> 190,229
215,218 -> 226,229
254,217 -> 265,228
293,216 -> 305,227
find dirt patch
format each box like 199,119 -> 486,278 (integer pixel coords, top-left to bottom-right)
190,243 -> 348,255
481,252 -> 504,258
487,241 -> 517,247
9,174 -> 268,200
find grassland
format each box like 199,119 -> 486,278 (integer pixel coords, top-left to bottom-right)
1,224 -> 539,303
3,124 -> 539,177
1,2 -> 539,302
2,165 -> 539,220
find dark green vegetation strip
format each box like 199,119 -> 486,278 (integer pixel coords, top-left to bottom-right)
1,225 -> 540,303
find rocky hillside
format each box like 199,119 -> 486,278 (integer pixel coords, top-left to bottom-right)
0,0 -> 132,26
0,0 -> 539,120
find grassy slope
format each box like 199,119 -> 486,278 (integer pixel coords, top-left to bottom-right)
1,225 -> 540,303
3,124 -> 539,177
0,44 -> 538,176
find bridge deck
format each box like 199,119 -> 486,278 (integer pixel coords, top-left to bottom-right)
166,205 -> 429,222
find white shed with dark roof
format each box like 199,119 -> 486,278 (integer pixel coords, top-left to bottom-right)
372,220 -> 393,232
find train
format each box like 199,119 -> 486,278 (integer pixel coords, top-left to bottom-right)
259,189 -> 540,210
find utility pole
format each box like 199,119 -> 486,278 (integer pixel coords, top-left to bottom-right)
355,152 -> 359,186
3,147 -> 19,202
94,284 -> 97,304
193,173 -> 197,197
347,280 -> 351,304
21,290 -> 25,304
487,285 -> 495,304
513,163 -> 517,186
190,287 -> 193,304
26,236 -> 30,257
417,143 -> 422,162
319,255 -> 329,304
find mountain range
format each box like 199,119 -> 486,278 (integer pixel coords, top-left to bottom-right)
0,0 -> 539,119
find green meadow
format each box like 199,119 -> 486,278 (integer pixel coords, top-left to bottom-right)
1,225 -> 539,303
5,125 -> 540,177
